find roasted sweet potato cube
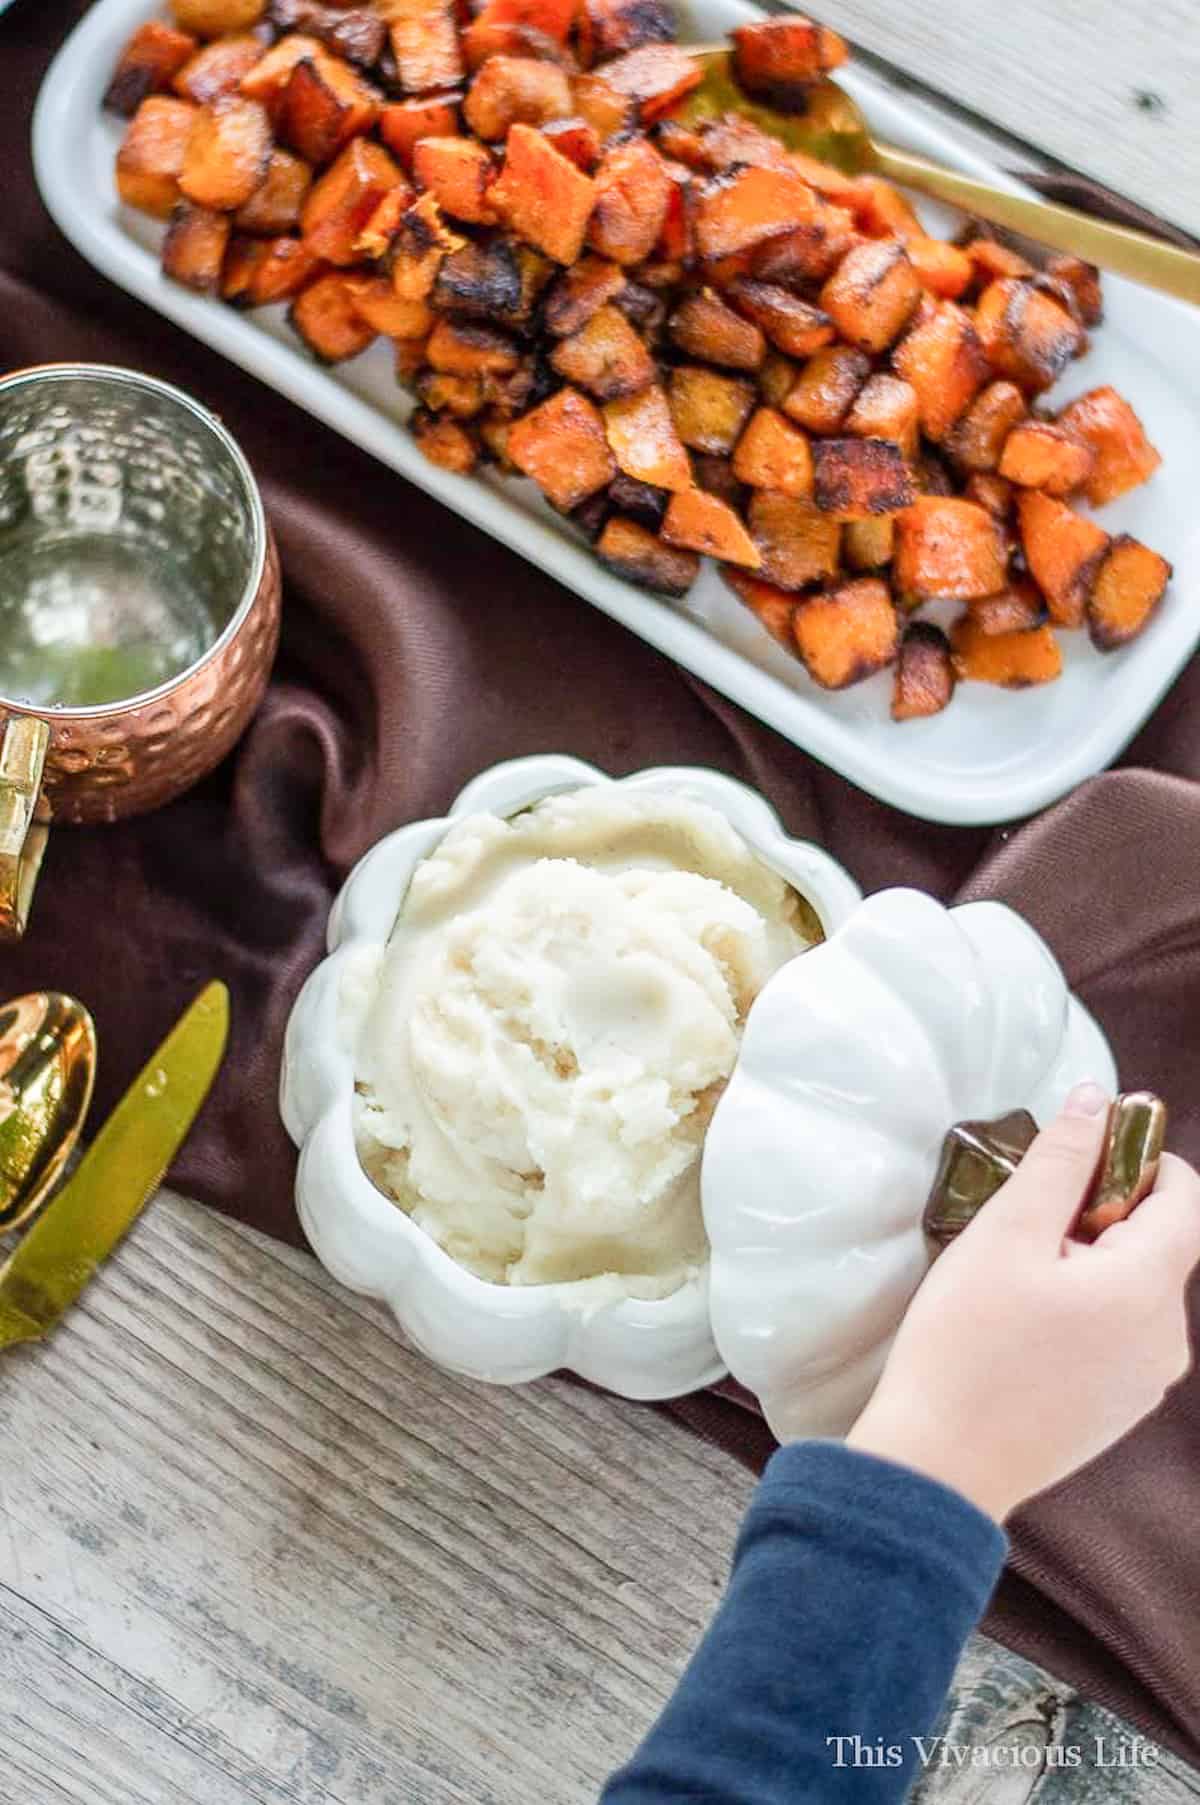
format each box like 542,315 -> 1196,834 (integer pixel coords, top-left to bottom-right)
723,568 -> 797,649
1044,255 -> 1103,327
171,0 -> 264,32
414,369 -> 485,416
508,387 -> 615,508
892,300 -> 990,443
412,137 -> 495,223
268,2 -> 387,68
820,241 -> 921,354
844,374 -> 920,461
695,115 -> 791,174
782,346 -> 869,434
106,21 -> 198,115
477,409 -> 514,464
233,148 -> 312,234
549,304 -> 654,401
1055,386 -> 1162,507
596,517 -> 699,596
571,72 -> 634,141
411,407 -> 478,472
490,124 -> 596,263
351,185 -> 410,258
963,236 -> 1033,287
115,97 -> 197,218
903,235 -> 973,301
847,175 -> 922,240
793,578 -> 899,690
812,439 -> 914,520
968,575 -> 1045,637
943,379 -> 1026,473
427,318 -> 520,374
582,0 -> 675,61
726,282 -> 833,360
892,622 -> 955,719
379,93 -> 462,169
179,94 -> 272,210
459,10 -> 568,69
290,269 -> 379,359
461,0 -> 578,55
222,232 -> 322,305
661,487 -> 761,567
669,367 -> 757,456
603,385 -> 691,492
749,202 -> 858,286
162,201 -> 231,291
693,166 -> 815,261
1017,489 -> 1109,627
239,34 -> 324,103
998,420 -> 1094,496
394,334 -> 432,380
301,139 -> 406,264
732,408 -> 813,499
757,352 -> 798,411
389,191 -> 463,297
343,276 -> 433,336
463,56 -> 572,141
587,140 -> 671,267
541,118 -> 602,172
895,496 -> 1007,602
172,35 -> 264,104
975,278 -> 1086,395
1087,535 -> 1171,650
843,516 -> 894,572
730,16 -> 848,107
278,52 -> 380,166
379,0 -> 464,96
963,472 -> 1014,521
543,255 -> 625,336
950,615 -> 1062,688
748,492 -> 840,590
596,45 -> 702,123
668,288 -> 764,372
615,281 -> 666,341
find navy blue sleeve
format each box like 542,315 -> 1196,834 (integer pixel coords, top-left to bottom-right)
602,1440 -> 1007,1804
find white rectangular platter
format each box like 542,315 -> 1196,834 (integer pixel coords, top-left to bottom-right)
34,0 -> 1200,824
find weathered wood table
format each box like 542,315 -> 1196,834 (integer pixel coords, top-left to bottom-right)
6,11 -> 1200,1802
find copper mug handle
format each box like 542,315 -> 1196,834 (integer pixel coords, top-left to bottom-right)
0,718 -> 50,942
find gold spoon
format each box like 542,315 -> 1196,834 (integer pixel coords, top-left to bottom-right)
678,52 -> 1200,307
0,993 -> 97,1234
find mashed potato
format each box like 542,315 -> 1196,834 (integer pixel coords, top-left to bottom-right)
352,787 -> 811,1298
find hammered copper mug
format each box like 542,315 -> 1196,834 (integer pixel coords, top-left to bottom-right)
0,365 -> 282,939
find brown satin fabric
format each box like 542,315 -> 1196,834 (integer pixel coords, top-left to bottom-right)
5,2 -> 1200,1767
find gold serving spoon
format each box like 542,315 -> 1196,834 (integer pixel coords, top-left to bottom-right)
0,993 -> 97,1234
678,52 -> 1200,306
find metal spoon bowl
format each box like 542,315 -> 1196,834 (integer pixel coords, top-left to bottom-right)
676,51 -> 1200,306
0,993 -> 96,1233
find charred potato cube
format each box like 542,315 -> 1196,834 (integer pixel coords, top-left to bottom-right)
411,406 -> 479,472
943,379 -> 1027,473
892,300 -> 989,443
172,36 -> 265,105
463,56 -> 572,142
582,0 -> 677,61
235,147 -> 312,233
381,0 -> 464,97
693,165 -> 816,261
543,255 -> 626,336
892,622 -> 955,719
782,345 -> 870,434
608,473 -> 670,529
727,281 -> 834,360
277,52 -> 381,167
596,516 -> 699,596
669,367 -> 757,456
669,288 -> 765,372
1087,535 -> 1171,650
844,373 -> 920,461
549,304 -> 656,401
106,21 -> 198,116
748,491 -> 841,589
731,16 -> 848,108
812,438 -> 915,519
975,278 -> 1086,395
162,200 -> 231,291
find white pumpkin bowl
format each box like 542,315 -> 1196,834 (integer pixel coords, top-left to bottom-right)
280,754 -> 863,1400
702,886 -> 1116,1443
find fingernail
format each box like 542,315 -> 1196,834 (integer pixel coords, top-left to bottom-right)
1064,1081 -> 1109,1118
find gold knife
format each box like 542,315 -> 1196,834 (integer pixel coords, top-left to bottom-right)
0,980 -> 229,1349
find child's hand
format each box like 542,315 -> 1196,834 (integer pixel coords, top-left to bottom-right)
845,1083 -> 1200,1524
